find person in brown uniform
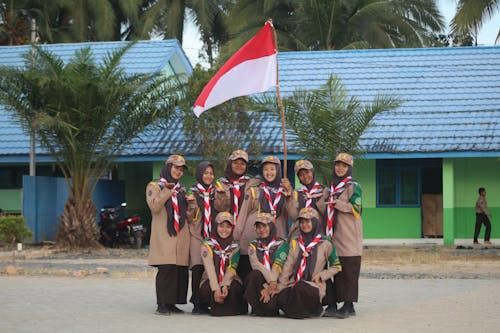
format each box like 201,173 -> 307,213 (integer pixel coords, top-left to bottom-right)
214,149 -> 256,279
274,207 -> 341,319
322,153 -> 363,318
235,156 -> 289,280
244,212 -> 289,316
199,212 -> 247,316
186,161 -> 222,315
284,159 -> 327,238
474,187 -> 493,245
146,154 -> 190,315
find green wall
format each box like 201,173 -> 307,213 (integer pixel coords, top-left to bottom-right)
0,189 -> 22,212
451,157 -> 500,239
354,159 -> 422,238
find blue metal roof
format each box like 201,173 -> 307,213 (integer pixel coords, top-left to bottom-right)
0,40 -> 193,162
1,45 -> 499,162
275,46 -> 500,155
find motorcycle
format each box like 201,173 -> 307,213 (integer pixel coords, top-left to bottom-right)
98,202 -> 146,249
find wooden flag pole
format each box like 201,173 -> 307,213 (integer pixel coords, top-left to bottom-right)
269,19 -> 288,173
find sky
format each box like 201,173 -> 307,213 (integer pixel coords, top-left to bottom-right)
182,0 -> 500,66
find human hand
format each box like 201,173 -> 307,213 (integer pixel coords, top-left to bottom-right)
214,289 -> 224,304
221,286 -> 229,298
312,274 -> 322,286
259,288 -> 271,303
268,281 -> 278,293
281,178 -> 293,196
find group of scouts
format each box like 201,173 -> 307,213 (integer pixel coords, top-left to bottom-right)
145,149 -> 363,319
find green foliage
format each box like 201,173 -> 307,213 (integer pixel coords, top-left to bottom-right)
255,75 -> 400,182
178,64 -> 262,175
451,0 -> 500,44
0,215 -> 33,245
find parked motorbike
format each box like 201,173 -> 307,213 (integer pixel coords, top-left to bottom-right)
98,203 -> 145,249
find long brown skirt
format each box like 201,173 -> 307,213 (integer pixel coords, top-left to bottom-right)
333,256 -> 361,302
155,264 -> 188,305
199,280 -> 247,316
277,281 -> 322,319
243,270 -> 279,316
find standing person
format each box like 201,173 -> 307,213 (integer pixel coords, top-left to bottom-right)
146,154 -> 190,315
186,161 -> 222,315
199,211 -> 247,316
274,207 -> 342,319
244,212 -> 289,316
322,153 -> 363,318
215,149 -> 258,280
474,187 -> 493,245
283,159 -> 327,237
235,156 -> 289,280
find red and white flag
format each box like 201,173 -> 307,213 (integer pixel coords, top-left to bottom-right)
193,21 -> 277,117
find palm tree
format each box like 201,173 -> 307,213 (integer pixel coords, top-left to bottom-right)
255,76 -> 400,181
451,0 -> 500,45
221,0 -> 445,56
0,44 -> 183,249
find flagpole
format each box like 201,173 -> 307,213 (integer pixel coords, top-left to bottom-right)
269,20 -> 288,174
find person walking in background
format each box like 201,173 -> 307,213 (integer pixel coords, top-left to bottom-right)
146,154 -> 190,315
474,187 -> 493,245
321,153 -> 363,318
199,212 -> 247,316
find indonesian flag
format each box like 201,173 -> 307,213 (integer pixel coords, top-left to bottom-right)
193,21 -> 277,117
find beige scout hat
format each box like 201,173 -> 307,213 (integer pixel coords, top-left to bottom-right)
261,156 -> 280,165
229,149 -> 249,162
215,211 -> 234,225
166,154 -> 187,168
294,159 -> 314,175
254,212 -> 274,226
334,153 -> 353,167
297,207 -> 319,221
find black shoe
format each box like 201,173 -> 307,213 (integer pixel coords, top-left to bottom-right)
156,304 -> 171,315
323,305 -> 348,319
192,304 -> 209,315
167,304 -> 184,313
311,304 -> 324,317
338,302 -> 356,317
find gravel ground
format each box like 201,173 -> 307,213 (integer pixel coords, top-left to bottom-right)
1,244 -> 499,279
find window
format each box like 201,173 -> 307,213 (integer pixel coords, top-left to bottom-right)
376,160 -> 423,207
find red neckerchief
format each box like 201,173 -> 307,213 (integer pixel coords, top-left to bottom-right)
261,183 -> 283,222
196,183 -> 213,238
229,177 -> 246,225
326,176 -> 352,236
299,182 -> 323,208
207,237 -> 238,284
258,237 -> 278,270
295,234 -> 322,284
161,178 -> 181,233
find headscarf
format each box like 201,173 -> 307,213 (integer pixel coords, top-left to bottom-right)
293,216 -> 323,282
332,164 -> 353,189
223,159 -> 247,180
259,162 -> 285,218
251,221 -> 281,264
208,221 -> 238,282
192,162 -> 216,237
297,169 -> 322,211
160,163 -> 187,236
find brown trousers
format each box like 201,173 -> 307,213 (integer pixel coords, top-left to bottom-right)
277,281 -> 322,319
199,280 -> 247,316
333,256 -> 361,303
243,270 -> 279,316
155,264 -> 188,305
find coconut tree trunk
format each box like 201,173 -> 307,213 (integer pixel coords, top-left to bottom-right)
56,195 -> 100,249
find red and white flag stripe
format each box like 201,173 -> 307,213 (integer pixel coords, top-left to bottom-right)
193,21 -> 277,117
